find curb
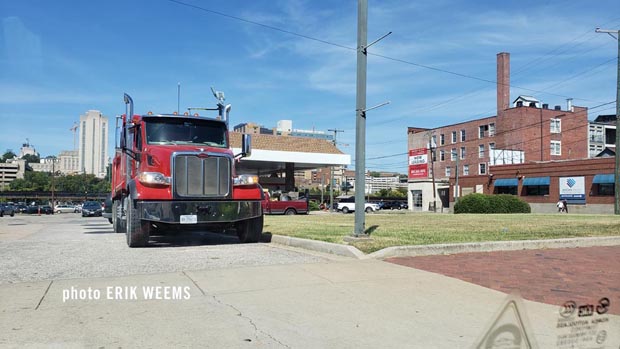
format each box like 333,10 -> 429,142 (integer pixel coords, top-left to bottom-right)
270,235 -> 365,259
271,235 -> 620,260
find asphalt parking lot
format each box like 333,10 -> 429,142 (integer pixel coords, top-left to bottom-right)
0,214 -> 330,284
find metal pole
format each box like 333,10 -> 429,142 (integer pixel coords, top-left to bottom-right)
596,28 -> 620,214
177,82 -> 181,114
354,0 -> 368,236
427,131 -> 437,212
455,150 -> 460,203
328,129 -> 344,213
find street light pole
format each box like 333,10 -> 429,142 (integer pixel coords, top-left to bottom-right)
595,28 -> 620,215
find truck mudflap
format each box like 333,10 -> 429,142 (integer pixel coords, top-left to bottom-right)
137,200 -> 262,224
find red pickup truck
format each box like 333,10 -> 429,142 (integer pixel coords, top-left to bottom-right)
261,190 -> 309,215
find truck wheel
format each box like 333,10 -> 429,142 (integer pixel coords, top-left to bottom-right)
342,207 -> 349,214
365,207 -> 373,213
284,208 -> 296,215
236,215 -> 263,243
125,197 -> 149,247
113,200 -> 123,234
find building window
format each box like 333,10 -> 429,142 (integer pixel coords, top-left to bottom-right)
479,125 -> 485,138
431,135 -> 437,148
439,150 -> 445,162
451,131 -> 457,143
440,134 -> 445,145
463,165 -> 469,176
479,163 -> 487,175
550,119 -> 561,133
489,143 -> 495,160
488,123 -> 495,136
460,129 -> 466,142
460,147 -> 466,159
551,141 -> 561,156
445,167 -> 451,177
524,185 -> 549,196
479,144 -> 485,158
594,184 -> 614,196
451,148 -> 457,161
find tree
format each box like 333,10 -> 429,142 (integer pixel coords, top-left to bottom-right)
1,150 -> 16,163
22,154 -> 40,164
369,171 -> 381,177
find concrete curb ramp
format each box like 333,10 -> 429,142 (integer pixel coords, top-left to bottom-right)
271,235 -> 620,259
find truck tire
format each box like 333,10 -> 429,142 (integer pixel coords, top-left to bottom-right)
284,208 -> 296,215
342,206 -> 349,214
125,197 -> 149,247
112,200 -> 123,234
365,207 -> 373,213
236,215 -> 263,243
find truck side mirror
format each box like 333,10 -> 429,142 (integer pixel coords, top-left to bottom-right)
241,134 -> 252,158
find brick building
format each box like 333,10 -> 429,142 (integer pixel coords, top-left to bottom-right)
406,52 -> 614,212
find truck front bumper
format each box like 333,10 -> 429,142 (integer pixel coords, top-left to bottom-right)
137,200 -> 262,224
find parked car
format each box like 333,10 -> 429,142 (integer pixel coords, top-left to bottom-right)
54,204 -> 76,214
81,201 -> 103,217
381,201 -> 407,210
14,204 -> 28,213
0,204 -> 16,217
25,205 -> 53,215
336,197 -> 380,213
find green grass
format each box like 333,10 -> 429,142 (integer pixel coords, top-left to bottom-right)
264,212 -> 620,254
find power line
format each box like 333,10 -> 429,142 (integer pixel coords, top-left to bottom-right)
166,0 -> 604,104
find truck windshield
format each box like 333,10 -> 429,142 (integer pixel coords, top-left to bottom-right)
144,118 -> 227,147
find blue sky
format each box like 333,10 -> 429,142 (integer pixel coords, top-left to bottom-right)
1,0 -> 618,173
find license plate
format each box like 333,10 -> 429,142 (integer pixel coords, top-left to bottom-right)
180,215 -> 197,224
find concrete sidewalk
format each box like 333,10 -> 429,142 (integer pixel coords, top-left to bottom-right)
1,259 -> 618,348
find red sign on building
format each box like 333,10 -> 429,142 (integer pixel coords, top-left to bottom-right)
408,148 -> 429,179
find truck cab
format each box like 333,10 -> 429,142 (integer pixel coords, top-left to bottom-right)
111,93 -> 263,247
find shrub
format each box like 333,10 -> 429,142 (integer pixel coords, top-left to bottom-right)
454,193 -> 530,214
454,193 -> 490,214
308,200 -> 320,211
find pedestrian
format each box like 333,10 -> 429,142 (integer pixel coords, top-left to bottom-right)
562,199 -> 568,213
556,200 -> 564,213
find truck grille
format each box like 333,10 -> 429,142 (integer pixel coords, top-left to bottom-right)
173,154 -> 231,198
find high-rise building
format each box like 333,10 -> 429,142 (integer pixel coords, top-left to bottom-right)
78,110 -> 108,178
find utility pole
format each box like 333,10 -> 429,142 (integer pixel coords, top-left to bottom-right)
454,149 -> 460,203
426,131 -> 437,212
595,28 -> 620,215
328,129 -> 344,212
353,0 -> 391,236
177,82 -> 181,114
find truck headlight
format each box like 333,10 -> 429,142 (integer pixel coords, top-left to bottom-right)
234,174 -> 259,185
137,172 -> 171,185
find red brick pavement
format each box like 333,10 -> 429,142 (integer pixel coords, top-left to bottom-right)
385,246 -> 620,315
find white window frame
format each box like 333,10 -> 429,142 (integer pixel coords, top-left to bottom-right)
460,146 -> 466,159
460,129 -> 466,142
479,125 -> 485,139
478,144 -> 485,158
451,131 -> 457,143
440,134 -> 445,145
451,148 -> 457,161
445,166 -> 451,177
479,163 -> 487,175
489,123 -> 495,136
551,140 -> 561,156
550,118 -> 561,134
439,150 -> 445,162
463,164 -> 469,176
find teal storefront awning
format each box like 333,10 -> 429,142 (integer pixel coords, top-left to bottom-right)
494,178 -> 519,187
593,174 -> 615,184
522,176 -> 550,186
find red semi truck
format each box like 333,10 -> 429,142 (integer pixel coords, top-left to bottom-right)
111,93 -> 263,247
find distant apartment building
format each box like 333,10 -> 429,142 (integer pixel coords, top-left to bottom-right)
406,52 -> 612,212
588,114 -> 617,157
58,150 -> 80,174
29,156 -> 57,173
0,159 -> 26,189
78,110 -> 108,178
234,120 -> 334,142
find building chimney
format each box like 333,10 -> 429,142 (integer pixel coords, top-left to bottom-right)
566,98 -> 573,112
497,52 -> 510,116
